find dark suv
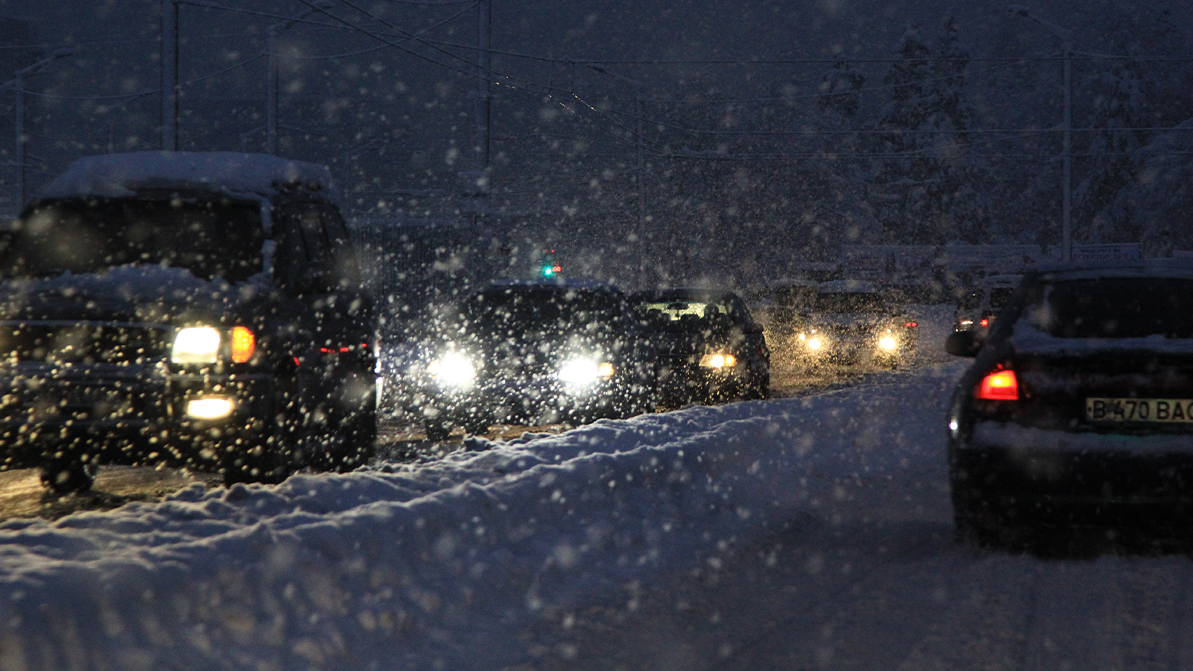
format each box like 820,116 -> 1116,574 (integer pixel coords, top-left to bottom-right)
0,151 -> 376,492
397,279 -> 657,439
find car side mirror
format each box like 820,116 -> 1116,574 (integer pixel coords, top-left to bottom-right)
945,331 -> 983,357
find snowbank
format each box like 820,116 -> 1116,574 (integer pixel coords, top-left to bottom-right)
0,362 -> 965,670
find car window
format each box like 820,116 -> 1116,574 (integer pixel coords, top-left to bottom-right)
1,198 -> 264,282
1022,277 -> 1193,339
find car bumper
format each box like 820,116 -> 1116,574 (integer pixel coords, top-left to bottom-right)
953,420 -> 1193,520
657,360 -> 745,402
0,371 -> 276,470
409,375 -> 637,424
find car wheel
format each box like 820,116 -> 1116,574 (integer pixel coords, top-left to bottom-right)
425,419 -> 453,442
463,418 -> 491,435
40,455 -> 97,494
332,404 -> 377,472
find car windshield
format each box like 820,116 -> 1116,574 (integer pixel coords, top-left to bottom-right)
1024,277 -> 1193,339
465,287 -> 619,336
815,292 -> 887,313
1,198 -> 264,282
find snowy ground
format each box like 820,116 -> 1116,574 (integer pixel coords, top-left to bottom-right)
4,305 -> 1189,670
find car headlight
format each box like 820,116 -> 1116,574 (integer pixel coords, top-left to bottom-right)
428,352 -> 477,390
879,336 -> 898,351
558,357 -> 614,387
172,327 -> 221,364
699,353 -> 737,369
807,337 -> 822,351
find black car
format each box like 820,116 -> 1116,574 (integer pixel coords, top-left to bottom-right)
629,289 -> 769,405
0,151 -> 377,492
401,279 -> 657,439
946,261 -> 1193,546
794,280 -> 919,368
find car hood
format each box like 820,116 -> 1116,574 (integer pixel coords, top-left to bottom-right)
0,265 -> 274,325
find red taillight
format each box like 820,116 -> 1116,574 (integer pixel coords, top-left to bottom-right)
904,321 -> 918,328
979,318 -> 989,328
976,369 -> 1018,401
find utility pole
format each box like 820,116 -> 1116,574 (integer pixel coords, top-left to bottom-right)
7,48 -> 72,209
474,0 -> 491,173
161,0 -> 178,151
1009,5 -> 1074,261
267,2 -> 331,156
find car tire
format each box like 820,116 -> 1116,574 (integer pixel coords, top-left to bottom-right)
463,418 -> 490,435
40,455 -> 97,494
425,419 -> 452,442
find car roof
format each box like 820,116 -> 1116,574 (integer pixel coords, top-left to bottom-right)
36,151 -> 338,203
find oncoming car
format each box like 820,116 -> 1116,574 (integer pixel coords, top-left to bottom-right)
630,288 -> 769,405
794,280 -> 919,368
0,152 -> 377,492
398,279 -> 657,439
946,260 -> 1193,546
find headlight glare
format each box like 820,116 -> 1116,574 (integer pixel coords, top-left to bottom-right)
428,352 -> 476,389
879,336 -> 898,351
172,327 -> 221,364
559,357 -> 607,386
807,337 -> 822,351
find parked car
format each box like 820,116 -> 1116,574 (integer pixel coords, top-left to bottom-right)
945,260 -> 1193,546
952,274 -> 1021,338
0,151 -> 377,491
395,279 -> 657,440
629,288 -> 770,405
793,280 -> 919,368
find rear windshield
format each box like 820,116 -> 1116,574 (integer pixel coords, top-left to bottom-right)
1024,277 -> 1193,339
466,287 -> 621,336
815,292 -> 886,313
1,198 -> 264,282
634,300 -> 729,332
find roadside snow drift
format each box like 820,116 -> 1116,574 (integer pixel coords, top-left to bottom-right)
0,363 -> 964,671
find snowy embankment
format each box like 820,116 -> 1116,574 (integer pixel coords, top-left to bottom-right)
0,351 -> 965,670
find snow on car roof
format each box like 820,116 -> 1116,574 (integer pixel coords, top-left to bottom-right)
37,151 -> 337,201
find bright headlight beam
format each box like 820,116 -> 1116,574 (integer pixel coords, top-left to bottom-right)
807,337 -> 822,351
559,357 -> 601,386
429,352 -> 477,389
172,327 -> 221,364
879,336 -> 898,351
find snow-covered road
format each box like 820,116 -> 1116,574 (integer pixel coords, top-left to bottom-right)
1,344 -> 1191,670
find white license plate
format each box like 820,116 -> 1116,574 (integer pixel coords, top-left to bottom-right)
1086,397 -> 1193,424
